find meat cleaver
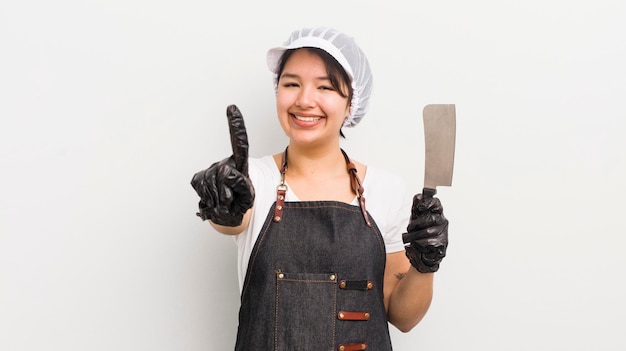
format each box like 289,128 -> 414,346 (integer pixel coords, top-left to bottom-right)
422,104 -> 456,199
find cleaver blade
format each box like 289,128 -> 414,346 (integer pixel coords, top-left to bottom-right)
422,104 -> 456,198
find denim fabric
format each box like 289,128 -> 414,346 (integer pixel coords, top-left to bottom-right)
235,201 -> 392,351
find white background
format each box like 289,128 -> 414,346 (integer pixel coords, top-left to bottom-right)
1,0 -> 625,350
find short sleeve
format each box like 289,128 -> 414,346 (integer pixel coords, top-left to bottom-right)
362,167 -> 413,254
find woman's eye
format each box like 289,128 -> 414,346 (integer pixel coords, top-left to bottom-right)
282,82 -> 299,88
319,85 -> 334,91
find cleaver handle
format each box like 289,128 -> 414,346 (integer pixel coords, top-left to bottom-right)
422,187 -> 437,199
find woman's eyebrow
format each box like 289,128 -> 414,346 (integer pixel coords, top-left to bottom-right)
279,73 -> 299,80
280,72 -> 330,81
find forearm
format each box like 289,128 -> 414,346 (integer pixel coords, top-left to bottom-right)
387,190 -> 448,331
387,268 -> 434,332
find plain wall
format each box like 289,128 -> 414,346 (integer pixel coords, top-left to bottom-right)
1,0 -> 625,350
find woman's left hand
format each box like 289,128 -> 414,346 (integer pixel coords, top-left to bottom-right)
402,192 -> 448,273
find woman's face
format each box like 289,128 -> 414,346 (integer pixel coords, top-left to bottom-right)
276,49 -> 350,148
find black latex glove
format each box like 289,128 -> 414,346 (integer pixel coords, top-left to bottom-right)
190,105 -> 255,226
402,189 -> 449,273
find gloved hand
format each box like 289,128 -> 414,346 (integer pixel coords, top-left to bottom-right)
402,188 -> 448,273
190,105 -> 255,226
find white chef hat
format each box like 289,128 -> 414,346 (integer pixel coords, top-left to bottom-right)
266,27 -> 373,128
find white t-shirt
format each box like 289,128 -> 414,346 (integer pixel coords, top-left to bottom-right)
233,155 -> 412,291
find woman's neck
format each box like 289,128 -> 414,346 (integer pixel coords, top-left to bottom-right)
273,143 -> 359,203
282,144 -> 347,178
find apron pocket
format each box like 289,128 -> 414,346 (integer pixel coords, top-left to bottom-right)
275,271 -> 337,351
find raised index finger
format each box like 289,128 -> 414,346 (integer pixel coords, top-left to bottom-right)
226,104 -> 249,175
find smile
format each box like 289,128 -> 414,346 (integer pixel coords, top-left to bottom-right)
293,114 -> 322,122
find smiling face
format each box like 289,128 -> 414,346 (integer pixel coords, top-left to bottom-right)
275,48 -> 351,149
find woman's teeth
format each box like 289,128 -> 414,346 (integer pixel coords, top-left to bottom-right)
294,115 -> 321,122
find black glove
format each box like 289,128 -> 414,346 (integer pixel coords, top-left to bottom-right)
402,188 -> 448,273
190,105 -> 255,226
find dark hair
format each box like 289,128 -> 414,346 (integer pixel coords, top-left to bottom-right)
276,47 -> 352,137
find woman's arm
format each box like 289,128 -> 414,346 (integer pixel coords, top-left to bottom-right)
384,190 -> 449,331
383,251 -> 434,332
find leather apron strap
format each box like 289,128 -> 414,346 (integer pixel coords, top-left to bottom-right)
273,147 -> 372,227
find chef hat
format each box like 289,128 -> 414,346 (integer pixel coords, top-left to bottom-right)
266,27 -> 373,128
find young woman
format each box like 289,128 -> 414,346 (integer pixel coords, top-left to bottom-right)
191,27 -> 449,351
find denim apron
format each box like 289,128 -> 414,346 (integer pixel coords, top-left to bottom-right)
235,149 -> 392,351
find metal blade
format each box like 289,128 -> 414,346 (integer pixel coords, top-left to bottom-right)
423,104 -> 456,190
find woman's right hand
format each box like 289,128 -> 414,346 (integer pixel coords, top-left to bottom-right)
190,105 -> 255,227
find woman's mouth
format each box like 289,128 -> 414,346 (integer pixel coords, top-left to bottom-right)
292,114 -> 322,122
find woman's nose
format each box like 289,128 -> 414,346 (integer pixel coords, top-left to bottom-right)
295,86 -> 315,108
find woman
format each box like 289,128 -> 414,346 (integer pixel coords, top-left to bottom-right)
191,27 -> 448,351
